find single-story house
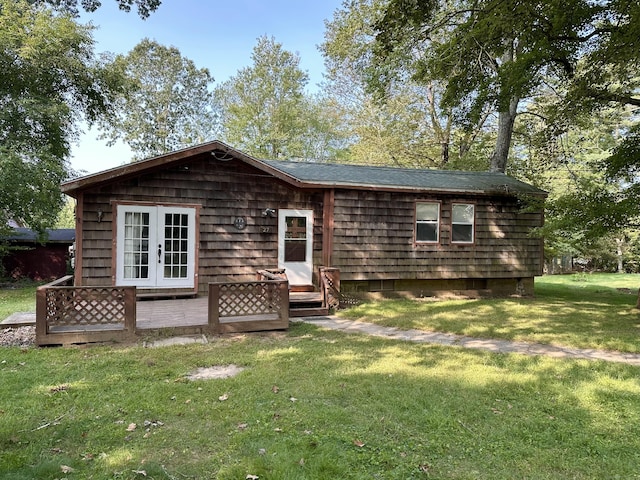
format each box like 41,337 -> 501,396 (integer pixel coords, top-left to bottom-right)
60,140 -> 546,298
2,228 -> 75,281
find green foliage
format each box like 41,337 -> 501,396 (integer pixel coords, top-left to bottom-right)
215,36 -> 350,162
30,0 -> 161,18
54,197 -> 76,229
101,39 -> 217,160
0,0 -> 124,233
369,0 -> 640,172
321,0 -> 493,169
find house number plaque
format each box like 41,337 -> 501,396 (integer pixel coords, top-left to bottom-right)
234,217 -> 247,230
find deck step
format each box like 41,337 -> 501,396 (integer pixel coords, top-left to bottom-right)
290,307 -> 329,317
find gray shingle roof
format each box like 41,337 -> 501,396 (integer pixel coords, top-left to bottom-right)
2,228 -> 75,243
261,160 -> 546,195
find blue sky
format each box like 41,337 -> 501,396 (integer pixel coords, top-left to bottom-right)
72,0 -> 343,174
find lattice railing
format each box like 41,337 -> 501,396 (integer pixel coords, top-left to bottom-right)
217,282 -> 284,317
36,278 -> 136,346
208,279 -> 289,333
44,288 -> 131,327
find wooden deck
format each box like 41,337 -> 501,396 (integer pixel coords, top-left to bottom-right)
135,291 -> 325,331
136,296 -> 209,330
2,292 -> 326,332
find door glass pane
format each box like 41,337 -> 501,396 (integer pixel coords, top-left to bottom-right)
285,216 -> 307,262
123,211 -> 150,279
163,213 -> 189,279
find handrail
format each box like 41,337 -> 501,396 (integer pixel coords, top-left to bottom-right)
41,274 -> 74,288
256,269 -> 287,282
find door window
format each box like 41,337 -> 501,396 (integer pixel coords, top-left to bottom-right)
116,205 -> 195,288
123,211 -> 151,279
284,216 -> 308,262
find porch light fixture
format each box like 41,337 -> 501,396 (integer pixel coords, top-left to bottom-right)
97,208 -> 104,223
261,208 -> 277,218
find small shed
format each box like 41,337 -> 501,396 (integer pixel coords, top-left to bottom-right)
61,141 -> 546,298
2,228 -> 75,281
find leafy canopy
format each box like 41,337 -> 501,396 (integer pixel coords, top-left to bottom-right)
320,0 -> 493,169
29,0 -> 161,18
101,39 -> 217,160
369,0 -> 640,172
0,0 -> 125,235
215,36 -> 310,160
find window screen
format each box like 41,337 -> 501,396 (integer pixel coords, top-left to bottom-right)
416,202 -> 439,242
452,204 -> 474,243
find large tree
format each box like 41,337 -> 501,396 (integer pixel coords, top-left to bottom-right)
100,39 -> 217,160
0,0 -> 124,236
215,36 -> 311,160
370,0 -> 640,173
321,0 -> 492,169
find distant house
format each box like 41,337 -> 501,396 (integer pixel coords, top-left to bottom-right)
2,228 -> 75,281
60,141 -> 546,298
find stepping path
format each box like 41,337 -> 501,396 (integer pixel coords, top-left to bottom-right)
298,316 -> 640,366
4,311 -> 640,365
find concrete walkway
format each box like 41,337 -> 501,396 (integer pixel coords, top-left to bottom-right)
4,310 -> 640,366
297,316 -> 640,366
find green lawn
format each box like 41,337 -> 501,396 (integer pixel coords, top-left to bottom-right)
1,324 -> 640,479
0,282 -> 37,320
339,273 -> 640,353
1,274 -> 640,478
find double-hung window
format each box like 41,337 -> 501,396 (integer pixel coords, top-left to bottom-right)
451,203 -> 475,243
416,202 -> 440,243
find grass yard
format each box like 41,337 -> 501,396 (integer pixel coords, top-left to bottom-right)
339,273 -> 640,353
2,324 -> 640,479
0,282 -> 37,320
1,274 -> 640,478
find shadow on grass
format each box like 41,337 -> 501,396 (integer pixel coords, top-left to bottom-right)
2,324 -> 640,479
338,282 -> 640,353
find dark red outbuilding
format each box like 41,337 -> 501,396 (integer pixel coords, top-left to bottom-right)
2,228 -> 75,281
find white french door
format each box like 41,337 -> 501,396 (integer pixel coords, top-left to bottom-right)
116,205 -> 196,288
278,209 -> 313,286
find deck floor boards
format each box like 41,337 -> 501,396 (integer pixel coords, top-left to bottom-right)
2,293 -> 323,331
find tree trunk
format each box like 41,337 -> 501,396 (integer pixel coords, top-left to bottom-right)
490,96 -> 519,173
441,141 -> 449,166
615,237 -> 624,273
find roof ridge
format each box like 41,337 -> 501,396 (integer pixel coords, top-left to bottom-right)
262,159 -> 506,176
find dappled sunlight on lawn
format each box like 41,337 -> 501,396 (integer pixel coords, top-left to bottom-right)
338,274 -> 640,353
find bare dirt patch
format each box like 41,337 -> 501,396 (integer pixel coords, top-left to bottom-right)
185,364 -> 245,380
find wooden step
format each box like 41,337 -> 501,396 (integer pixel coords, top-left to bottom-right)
290,284 -> 315,293
290,306 -> 329,317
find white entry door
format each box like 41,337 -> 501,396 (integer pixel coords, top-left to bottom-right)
278,209 -> 313,286
116,205 -> 196,288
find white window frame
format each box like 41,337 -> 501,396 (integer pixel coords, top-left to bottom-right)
451,203 -> 475,244
415,202 -> 440,243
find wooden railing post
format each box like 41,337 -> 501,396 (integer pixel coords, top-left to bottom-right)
208,283 -> 221,333
319,267 -> 340,309
279,280 -> 290,324
124,287 -> 136,336
35,286 -> 48,345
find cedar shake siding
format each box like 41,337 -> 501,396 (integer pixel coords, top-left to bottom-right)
63,141 -> 546,298
331,189 -> 543,296
76,155 -> 323,295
